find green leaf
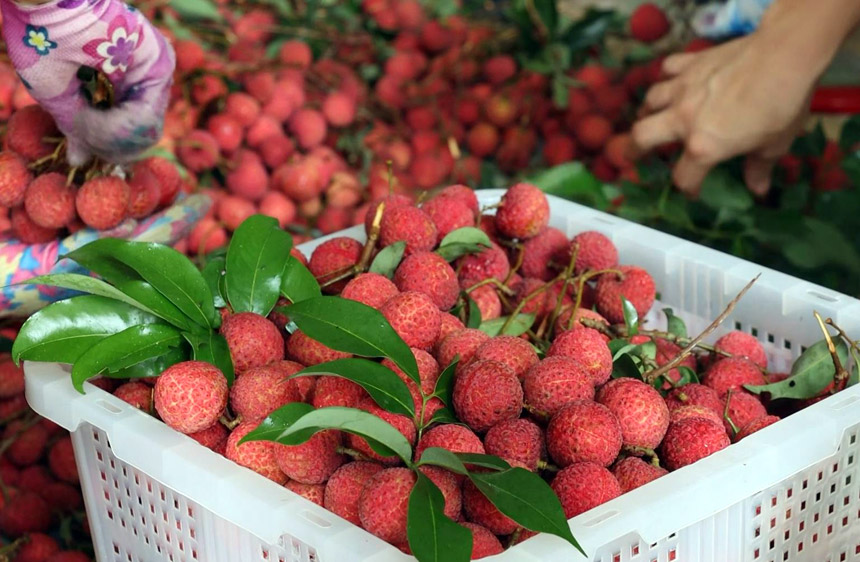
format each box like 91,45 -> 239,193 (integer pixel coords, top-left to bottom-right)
611,353 -> 644,380
552,75 -> 569,108
435,228 -> 492,262
241,402 -> 315,443
15,274 -> 159,317
169,0 -> 223,21
779,182 -> 810,211
71,325 -> 183,392
281,256 -> 321,304
745,339 -> 849,399
291,359 -> 415,417
12,295 -> 162,366
407,473 -> 472,562
369,241 -> 406,278
675,366 -> 699,385
782,217 -> 860,274
469,469 -> 583,554
565,8 -> 619,53
840,116 -> 860,151
478,314 -> 535,337
226,215 -> 293,316
249,406 -> 414,464
621,298 -> 639,335
416,447 -> 468,473
433,358 -> 458,407
791,123 -> 826,156
107,347 -> 187,380
662,308 -> 687,338
201,257 -> 227,309
699,168 -> 754,212
114,280 -> 199,332
464,294 -> 482,329
64,239 -> 218,330
456,453 -> 511,472
182,331 -> 235,386
528,162 -> 609,210
283,296 -> 420,384
428,408 -> 458,426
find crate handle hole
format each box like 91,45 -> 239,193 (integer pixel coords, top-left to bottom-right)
96,399 -> 123,414
806,290 -> 839,303
832,395 -> 860,410
582,509 -> 619,527
301,511 -> 332,529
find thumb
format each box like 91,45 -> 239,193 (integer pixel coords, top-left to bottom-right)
744,155 -> 777,197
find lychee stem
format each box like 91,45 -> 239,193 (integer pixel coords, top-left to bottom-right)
27,137 -> 67,170
219,414 -> 242,430
814,311 -> 850,392
0,536 -> 27,558
543,244 -> 580,340
723,390 -> 740,437
564,267 -> 625,333
522,402 -> 550,421
621,446 -> 661,467
507,527 -> 524,548
336,446 -> 372,461
319,201 -> 386,290
504,244 -> 525,284
536,460 -> 559,472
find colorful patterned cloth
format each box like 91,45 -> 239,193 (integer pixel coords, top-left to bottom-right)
0,193 -> 211,319
0,0 -> 175,166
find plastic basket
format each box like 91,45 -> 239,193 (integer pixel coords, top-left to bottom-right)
23,189 -> 860,562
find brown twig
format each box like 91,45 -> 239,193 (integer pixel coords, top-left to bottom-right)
814,312 -> 850,392
642,275 -> 760,384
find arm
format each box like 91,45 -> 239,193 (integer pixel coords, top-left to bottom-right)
631,0 -> 860,195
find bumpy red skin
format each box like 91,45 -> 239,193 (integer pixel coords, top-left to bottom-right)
484,418 -> 543,471
311,376 -> 367,409
229,361 -> 302,421
551,462 -> 622,518
520,227 -> 568,281
660,417 -> 731,470
612,457 -> 668,493
703,357 -> 766,396
309,237 -> 363,294
153,361 -> 228,434
523,356 -> 595,417
393,251 -> 459,311
722,391 -> 767,435
287,330 -> 352,366
0,492 -> 52,537
461,522 -> 504,559
596,378 -> 670,449
285,481 -> 325,506
10,532 -> 59,562
469,285 -> 502,321
569,231 -> 619,275
127,167 -> 161,219
652,338 -> 698,388
595,265 -> 656,324
473,336 -> 539,381
494,183 -> 549,240
364,194 -> 413,235
113,381 -> 153,413
463,478 -> 518,535
548,327 -> 613,386
324,461 -> 385,525
554,307 -> 610,338
547,400 -> 623,468
0,151 -> 32,207
735,414 -> 780,441
380,291 -> 442,350
414,424 -> 485,463
664,383 -> 723,415
358,467 -> 416,545
225,422 -> 288,484
187,422 -> 229,452
670,405 -> 723,426
137,156 -> 182,207
75,177 -> 131,230
24,173 -> 75,229
383,349 -> 442,424
6,105 -> 59,162
341,273 -> 400,309
275,429 -> 344,484
47,437 -> 78,484
11,207 -> 59,243
0,356 -> 25,398
420,466 -> 462,520
453,360 -> 523,432
714,331 -> 768,369
221,312 -> 284,373
379,206 -> 438,256
457,242 -> 511,289
436,328 -> 490,371
421,197 -> 474,244
348,398 -> 417,464
435,184 -> 480,216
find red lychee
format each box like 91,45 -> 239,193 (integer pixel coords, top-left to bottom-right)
0,356 -> 25,398
0,151 -> 32,207
714,331 -> 768,369
547,400 -> 623,467
187,422 -> 228,452
126,167 -> 161,219
551,462 -> 622,518
258,191 -> 296,228
520,227 -> 568,281
453,359 -> 523,432
611,456 -> 667,493
414,423 -> 485,463
466,122 -> 500,158
10,531 -> 59,562
226,150 -> 268,201
11,207 -> 57,243
225,421 -> 287,484
379,205 -> 437,256
287,330 -> 352,367
380,291 -> 442,350
595,265 -> 656,324
569,231 -> 619,275
484,418 -> 543,471
735,414 -> 780,441
340,273 -> 400,309
461,522 -> 503,559
670,405 -> 723,426
153,361 -> 228,434
630,3 -> 670,43
457,242 -> 511,288
75,176 -> 130,230
436,328 -> 490,371
322,92 -> 356,127
290,109 -> 327,150
575,114 -> 613,151
230,361 -> 302,422
6,105 -> 59,162
225,92 -> 261,128
548,327 -> 613,386
420,196 -> 474,245
660,417 -> 730,470
324,461 -> 385,526
596,378 -> 670,449
113,381 -> 153,413
358,467 -> 415,545
494,183 -> 549,240
310,376 -> 367,409
393,251 -> 459,311
703,357 -> 766,395
220,312 -> 284,373
722,391 -> 767,435
665,383 -> 723,415
285,481 -> 325,506
523,356 -> 595,417
543,134 -> 577,166
275,429 -> 344,484
308,236 -> 363,293
0,492 -> 52,537
177,129 -> 219,172
347,397 -> 417,464
462,478 -> 518,535
473,335 -> 538,381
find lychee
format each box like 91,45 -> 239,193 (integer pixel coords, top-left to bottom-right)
414,423 -> 485,462
177,129 -> 219,172
347,397 -> 417,464
595,265 -> 656,324
473,335 -> 538,381
453,359 -> 523,432
187,422 -> 228,452
0,492 -> 52,537
435,184 -> 480,216
436,328 -> 490,370
225,421 -> 288,484
258,191 -> 296,228
611,456 -> 667,493
596,378 -> 670,449
548,327 -> 613,386
382,349 -> 442,424
322,92 -> 357,127
0,356 -> 25,398
379,206 -> 437,256
494,183 -> 549,240
462,478 -> 518,535
126,167 -> 161,219
630,3 -> 670,43
6,105 -> 59,162
722,391 -> 767,435
461,522 -> 504,559
660,417 -> 730,470
420,196 -> 474,245
551,462 -> 622,518
225,92 -> 261,128
484,55 -> 517,84
341,273 -> 400,309
4,421 -> 48,467
308,237 -> 363,294
10,531 -> 59,562
393,252 -> 459,311
520,227 -> 568,281
226,150 -> 268,201
220,312 -> 284,373
207,114 -> 244,153
523,356 -> 595,417
364,194 -> 413,235
324,461 -> 385,525
358,467 -> 415,545
484,418 -> 543,471
285,481 -> 325,506
664,383 -> 722,415
275,429 -> 344,484
290,109 -> 327,150
135,156 -> 181,207
457,242 -> 511,288
466,122 -> 499,157
380,291 -> 442,350
230,361 -> 302,421
11,207 -> 57,243
568,231 -> 619,275
420,465 -> 462,520
75,176 -> 130,230
714,331 -> 768,369
546,400 -> 622,467
702,357 -> 766,395
0,151 -> 32,207
542,134 -> 577,166
113,381 -> 153,413
670,405 -> 723,426
310,376 -> 367,409
153,361 -> 228,434
287,330 -> 352,367
735,414 -> 780,441
575,114 -> 612,151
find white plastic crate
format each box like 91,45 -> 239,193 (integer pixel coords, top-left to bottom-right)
23,188 -> 860,562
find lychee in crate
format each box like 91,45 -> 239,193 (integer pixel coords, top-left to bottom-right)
23,189 -> 860,562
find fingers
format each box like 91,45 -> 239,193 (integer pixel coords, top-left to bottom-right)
631,110 -> 686,155
662,53 -> 697,77
642,80 -> 680,113
744,155 -> 776,197
673,135 -> 724,194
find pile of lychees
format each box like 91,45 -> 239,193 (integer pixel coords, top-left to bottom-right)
0,96 -> 183,243
92,182 -> 804,559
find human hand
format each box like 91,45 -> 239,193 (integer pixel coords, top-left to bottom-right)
0,193 -> 210,319
631,35 -> 814,196
0,0 -> 175,167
